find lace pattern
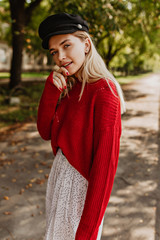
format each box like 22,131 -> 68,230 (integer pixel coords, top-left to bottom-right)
45,148 -> 103,240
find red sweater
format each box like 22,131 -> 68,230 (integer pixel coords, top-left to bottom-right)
37,71 -> 122,240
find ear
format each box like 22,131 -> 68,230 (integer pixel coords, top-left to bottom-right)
84,38 -> 91,53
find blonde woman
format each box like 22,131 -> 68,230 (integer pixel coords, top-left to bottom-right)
37,12 -> 125,240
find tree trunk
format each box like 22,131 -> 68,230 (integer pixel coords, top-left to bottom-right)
105,38 -> 125,69
9,19 -> 25,88
9,0 -> 25,89
105,41 -> 112,68
9,0 -> 43,89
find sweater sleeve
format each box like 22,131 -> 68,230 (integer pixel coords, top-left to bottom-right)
75,86 -> 122,240
37,71 -> 61,140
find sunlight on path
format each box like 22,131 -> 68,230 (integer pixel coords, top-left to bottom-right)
102,73 -> 160,240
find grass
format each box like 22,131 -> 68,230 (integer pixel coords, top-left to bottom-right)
0,72 -> 48,79
0,72 -> 151,129
116,72 -> 152,85
0,81 -> 45,129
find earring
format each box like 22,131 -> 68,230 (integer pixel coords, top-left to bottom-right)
85,48 -> 89,53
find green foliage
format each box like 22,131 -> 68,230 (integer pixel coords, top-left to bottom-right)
0,0 -> 160,75
0,1 -> 11,44
0,71 -> 48,79
0,81 -> 44,126
0,106 -> 37,123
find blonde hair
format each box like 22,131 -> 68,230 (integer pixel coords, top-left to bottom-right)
58,31 -> 126,113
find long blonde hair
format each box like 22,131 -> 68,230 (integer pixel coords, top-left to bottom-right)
58,31 -> 126,113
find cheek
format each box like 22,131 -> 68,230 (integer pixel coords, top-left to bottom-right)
75,47 -> 86,62
53,56 -> 59,66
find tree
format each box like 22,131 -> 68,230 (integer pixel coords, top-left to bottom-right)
8,0 -> 43,89
49,0 -> 129,68
110,0 -> 160,74
1,0 -> 159,85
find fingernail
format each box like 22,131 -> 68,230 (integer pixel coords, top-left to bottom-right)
64,86 -> 67,89
66,72 -> 69,76
59,87 -> 63,91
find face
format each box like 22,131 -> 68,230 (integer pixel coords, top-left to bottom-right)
48,33 -> 90,76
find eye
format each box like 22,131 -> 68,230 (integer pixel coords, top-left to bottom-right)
50,51 -> 57,56
64,44 -> 70,49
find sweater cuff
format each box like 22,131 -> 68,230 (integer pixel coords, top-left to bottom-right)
46,71 -> 54,85
45,71 -> 61,97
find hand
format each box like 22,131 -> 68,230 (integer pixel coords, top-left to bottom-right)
52,67 -> 69,92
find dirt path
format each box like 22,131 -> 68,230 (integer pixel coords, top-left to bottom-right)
102,73 -> 160,240
0,73 -> 160,240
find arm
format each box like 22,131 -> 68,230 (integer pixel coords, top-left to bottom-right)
37,71 -> 61,140
76,86 -> 122,240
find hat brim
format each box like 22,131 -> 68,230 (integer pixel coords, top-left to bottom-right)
42,29 -> 81,49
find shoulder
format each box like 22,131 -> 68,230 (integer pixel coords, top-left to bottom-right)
93,79 -> 121,127
92,79 -> 121,119
92,78 -> 119,102
88,78 -> 117,93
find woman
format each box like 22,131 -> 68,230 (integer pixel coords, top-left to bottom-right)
37,12 -> 125,240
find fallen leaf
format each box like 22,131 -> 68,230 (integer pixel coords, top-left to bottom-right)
36,179 -> 45,185
19,188 -> 25,194
3,196 -> 9,200
12,178 -> 16,183
40,162 -> 47,166
1,174 -> 6,178
20,147 -> 27,152
45,174 -> 49,179
3,211 -> 12,215
38,169 -> 43,173
0,152 -> 6,157
35,163 -> 39,169
30,178 -> 36,183
33,152 -> 40,158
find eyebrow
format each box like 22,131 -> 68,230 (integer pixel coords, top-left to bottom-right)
49,39 -> 70,52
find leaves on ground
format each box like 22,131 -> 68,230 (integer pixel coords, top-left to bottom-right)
3,196 -> 10,200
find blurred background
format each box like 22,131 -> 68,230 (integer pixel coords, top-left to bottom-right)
0,1 -> 160,240
0,0 -> 159,127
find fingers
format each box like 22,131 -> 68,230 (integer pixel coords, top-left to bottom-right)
53,76 -> 63,92
58,67 -> 69,77
53,69 -> 68,91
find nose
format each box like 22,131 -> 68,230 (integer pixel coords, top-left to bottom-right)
58,50 -> 66,62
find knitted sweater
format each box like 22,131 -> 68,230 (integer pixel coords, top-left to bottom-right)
37,71 -> 122,240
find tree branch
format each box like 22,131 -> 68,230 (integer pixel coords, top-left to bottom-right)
25,0 -> 43,24
96,32 -> 110,47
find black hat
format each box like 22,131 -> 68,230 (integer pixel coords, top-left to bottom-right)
38,12 -> 89,49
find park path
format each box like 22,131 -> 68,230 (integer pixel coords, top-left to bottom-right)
102,73 -> 160,240
0,73 -> 160,240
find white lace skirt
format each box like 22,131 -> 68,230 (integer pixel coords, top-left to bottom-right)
45,148 -> 104,240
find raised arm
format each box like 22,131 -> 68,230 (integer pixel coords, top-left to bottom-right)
37,71 -> 61,140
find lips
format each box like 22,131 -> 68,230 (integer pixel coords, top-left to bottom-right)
62,62 -> 72,68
